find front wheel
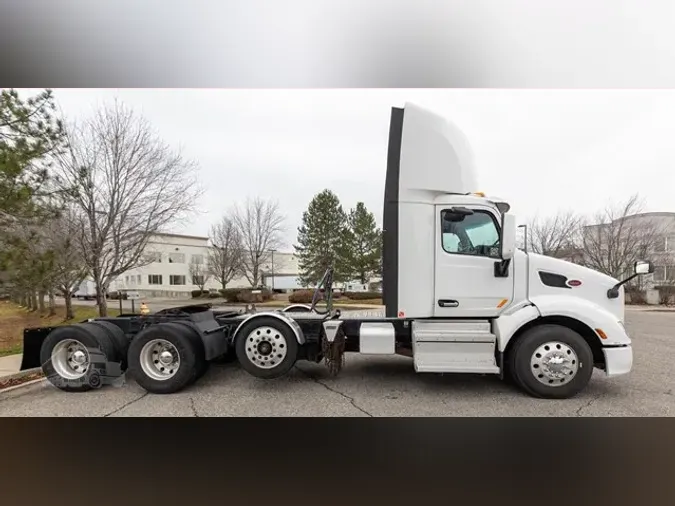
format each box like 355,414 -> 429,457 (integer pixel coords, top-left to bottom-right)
508,324 -> 594,399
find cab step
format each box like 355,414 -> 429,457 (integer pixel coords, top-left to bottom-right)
412,320 -> 499,374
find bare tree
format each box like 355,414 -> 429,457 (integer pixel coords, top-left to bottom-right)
43,208 -> 89,320
55,99 -> 202,316
579,194 -> 664,279
189,260 -> 211,292
207,215 -> 243,290
232,197 -> 285,287
527,211 -> 583,257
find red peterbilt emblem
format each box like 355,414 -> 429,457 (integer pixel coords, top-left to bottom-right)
398,310 -> 405,317
567,279 -> 582,287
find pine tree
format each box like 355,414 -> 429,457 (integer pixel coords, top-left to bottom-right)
294,189 -> 350,286
343,202 -> 382,284
0,88 -> 65,225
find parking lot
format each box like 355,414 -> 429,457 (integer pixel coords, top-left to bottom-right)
0,309 -> 672,416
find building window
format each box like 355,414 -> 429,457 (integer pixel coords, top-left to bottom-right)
169,253 -> 185,263
148,275 -> 163,285
191,254 -> 204,265
665,265 -> 675,282
170,275 -> 186,285
667,236 -> 675,252
653,236 -> 666,253
145,252 -> 162,263
137,274 -> 142,285
192,275 -> 205,286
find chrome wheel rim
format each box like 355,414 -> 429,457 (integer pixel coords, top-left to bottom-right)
51,339 -> 90,380
139,339 -> 181,381
530,341 -> 579,386
245,326 -> 287,369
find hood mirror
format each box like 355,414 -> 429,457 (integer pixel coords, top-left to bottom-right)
634,260 -> 654,275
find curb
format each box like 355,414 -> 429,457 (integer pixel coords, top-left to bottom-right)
0,367 -> 46,397
0,367 -> 42,382
0,378 -> 48,400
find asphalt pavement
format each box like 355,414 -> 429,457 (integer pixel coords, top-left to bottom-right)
0,309 -> 672,416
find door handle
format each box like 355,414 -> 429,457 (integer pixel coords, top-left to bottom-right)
438,299 -> 459,308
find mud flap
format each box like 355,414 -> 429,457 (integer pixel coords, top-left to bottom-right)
20,327 -> 54,370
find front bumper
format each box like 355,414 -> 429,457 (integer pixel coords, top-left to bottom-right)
602,345 -> 633,377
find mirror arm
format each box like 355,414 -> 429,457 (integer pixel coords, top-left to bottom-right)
607,273 -> 639,299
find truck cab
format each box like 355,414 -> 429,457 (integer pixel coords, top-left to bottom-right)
381,102 -> 642,398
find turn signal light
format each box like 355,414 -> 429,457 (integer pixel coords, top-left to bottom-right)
595,328 -> 608,340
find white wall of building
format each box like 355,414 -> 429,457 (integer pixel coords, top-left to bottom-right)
107,233 -> 305,298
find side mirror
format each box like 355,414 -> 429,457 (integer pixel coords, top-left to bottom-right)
634,260 -> 654,275
501,213 -> 517,260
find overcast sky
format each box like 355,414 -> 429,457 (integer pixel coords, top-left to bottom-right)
41,89 -> 674,251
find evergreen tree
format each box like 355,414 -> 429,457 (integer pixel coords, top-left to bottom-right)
0,88 -> 65,225
294,189 -> 350,286
343,202 -> 382,284
0,89 -> 66,307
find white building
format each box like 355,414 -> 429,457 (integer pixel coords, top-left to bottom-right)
108,232 -> 304,298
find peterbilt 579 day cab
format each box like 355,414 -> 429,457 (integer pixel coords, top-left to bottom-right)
20,103 -> 651,399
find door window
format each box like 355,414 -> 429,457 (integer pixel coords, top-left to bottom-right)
441,210 -> 501,258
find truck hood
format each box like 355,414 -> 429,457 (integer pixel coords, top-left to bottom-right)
527,252 -> 625,321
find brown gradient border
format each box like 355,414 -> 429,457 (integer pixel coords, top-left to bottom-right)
0,418 -> 673,504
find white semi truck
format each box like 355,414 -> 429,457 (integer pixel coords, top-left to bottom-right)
21,103 -> 651,399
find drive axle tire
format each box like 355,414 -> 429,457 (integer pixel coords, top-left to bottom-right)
165,321 -> 209,380
86,320 -> 129,368
509,324 -> 594,399
235,317 -> 298,379
127,323 -> 205,394
40,324 -> 117,393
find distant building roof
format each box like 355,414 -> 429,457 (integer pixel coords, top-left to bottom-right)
151,231 -> 209,241
585,211 -> 675,229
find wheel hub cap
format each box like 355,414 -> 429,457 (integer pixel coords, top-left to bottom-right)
530,341 -> 579,387
245,326 -> 288,369
159,350 -> 174,365
72,350 -> 87,365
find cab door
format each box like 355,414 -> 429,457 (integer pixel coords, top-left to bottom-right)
434,205 -> 515,318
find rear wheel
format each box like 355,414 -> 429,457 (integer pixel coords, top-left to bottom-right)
235,317 -> 298,379
40,324 -> 117,392
127,324 -> 204,394
509,324 -> 594,399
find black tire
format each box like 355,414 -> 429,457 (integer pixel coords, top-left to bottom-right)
40,324 -> 117,393
235,316 -> 299,379
86,320 -> 129,367
127,323 -> 204,394
165,321 -> 209,380
509,324 -> 594,399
